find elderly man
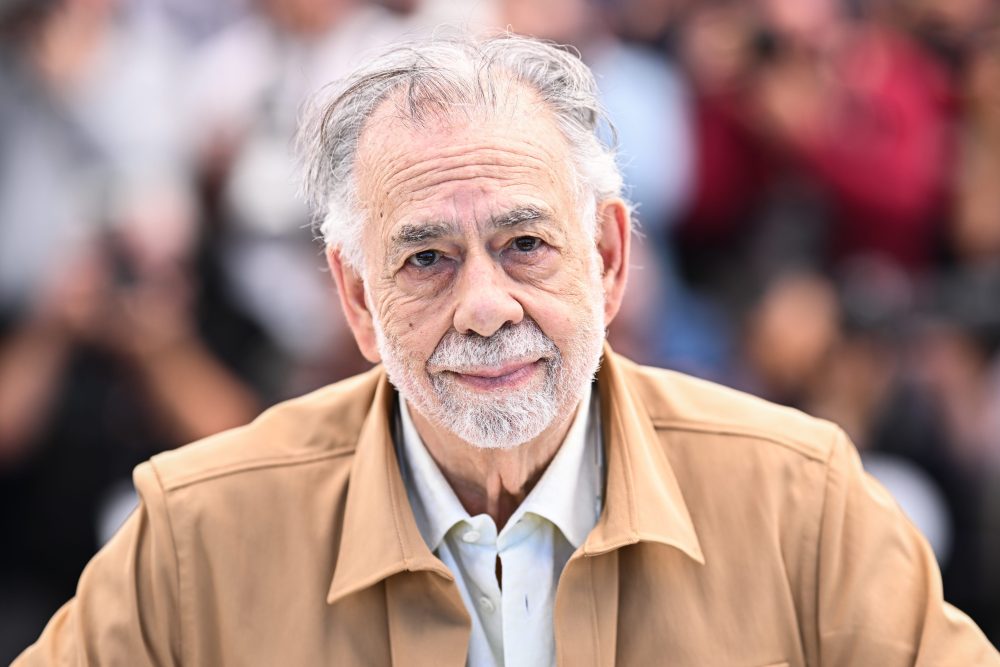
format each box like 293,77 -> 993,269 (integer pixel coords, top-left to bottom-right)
16,33 -> 999,667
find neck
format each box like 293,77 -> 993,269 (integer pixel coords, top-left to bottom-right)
408,401 -> 581,530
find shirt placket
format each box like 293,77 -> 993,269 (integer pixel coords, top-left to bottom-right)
451,515 -> 503,666
498,515 -> 558,667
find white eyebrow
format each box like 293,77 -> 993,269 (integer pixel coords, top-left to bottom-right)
490,206 -> 546,229
392,222 -> 454,246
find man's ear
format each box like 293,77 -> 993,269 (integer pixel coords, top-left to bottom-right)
326,247 -> 381,363
595,198 -> 631,327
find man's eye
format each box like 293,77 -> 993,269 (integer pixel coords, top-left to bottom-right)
512,236 -> 541,252
407,250 -> 441,268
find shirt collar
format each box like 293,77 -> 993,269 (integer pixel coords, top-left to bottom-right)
326,377 -> 453,606
583,346 -> 704,563
507,382 -> 600,549
396,397 -> 470,552
398,383 -> 600,554
326,344 -> 704,606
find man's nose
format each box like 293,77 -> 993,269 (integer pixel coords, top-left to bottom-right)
452,252 -> 523,338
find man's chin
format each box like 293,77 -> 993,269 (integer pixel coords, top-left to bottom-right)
447,420 -> 550,451
447,394 -> 558,446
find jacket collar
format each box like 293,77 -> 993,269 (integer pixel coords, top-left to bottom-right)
585,344 -> 704,563
326,376 -> 453,604
326,344 -> 703,605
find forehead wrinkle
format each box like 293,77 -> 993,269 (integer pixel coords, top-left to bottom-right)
357,106 -> 572,196
398,167 -> 545,206
378,145 -> 561,199
358,152 -> 561,240
390,141 -> 558,171
368,154 -> 568,245
354,80 -> 569,184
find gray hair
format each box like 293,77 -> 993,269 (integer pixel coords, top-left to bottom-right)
297,32 -> 625,271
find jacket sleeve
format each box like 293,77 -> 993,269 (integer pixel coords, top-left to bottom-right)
13,462 -> 182,667
815,428 -> 999,665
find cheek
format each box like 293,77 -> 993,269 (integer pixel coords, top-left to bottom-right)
375,290 -> 449,360
533,246 -> 599,304
524,287 -> 598,340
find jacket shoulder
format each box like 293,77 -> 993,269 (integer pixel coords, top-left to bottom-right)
147,366 -> 383,491
614,355 -> 840,463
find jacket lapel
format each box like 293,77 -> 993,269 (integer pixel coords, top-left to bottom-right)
326,371 -> 469,665
585,345 -> 705,563
554,548 -> 620,667
555,347 -> 705,666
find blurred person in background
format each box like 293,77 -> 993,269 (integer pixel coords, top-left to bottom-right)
0,222 -> 267,662
916,270 -> 1000,471
184,0 -> 409,391
0,0 -> 276,659
907,268 -> 1000,641
674,0 -> 954,302
750,0 -> 954,270
951,24 -> 1000,265
603,0 -> 690,50
29,0 -> 192,223
885,0 -> 998,73
0,0 -> 95,318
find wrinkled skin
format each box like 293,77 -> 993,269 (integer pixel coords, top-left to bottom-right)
327,86 -> 631,524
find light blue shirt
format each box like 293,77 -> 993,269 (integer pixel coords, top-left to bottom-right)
396,386 -> 603,667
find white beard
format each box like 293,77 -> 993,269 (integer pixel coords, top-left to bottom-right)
371,267 -> 606,449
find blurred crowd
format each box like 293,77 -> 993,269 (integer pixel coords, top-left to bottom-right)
1,0 -> 998,658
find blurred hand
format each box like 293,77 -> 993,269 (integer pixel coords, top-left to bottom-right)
0,246 -> 114,466
107,266 -> 198,363
745,271 -> 841,402
33,247 -> 116,345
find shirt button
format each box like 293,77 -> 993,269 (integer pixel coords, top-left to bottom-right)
462,530 -> 481,543
478,596 -> 496,613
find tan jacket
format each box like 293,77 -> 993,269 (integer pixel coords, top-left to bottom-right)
16,348 -> 999,666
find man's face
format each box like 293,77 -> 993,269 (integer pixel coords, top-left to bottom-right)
350,90 -> 608,448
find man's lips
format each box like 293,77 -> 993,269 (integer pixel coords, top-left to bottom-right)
432,358 -> 546,390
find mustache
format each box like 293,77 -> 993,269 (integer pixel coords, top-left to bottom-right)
427,319 -> 558,371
